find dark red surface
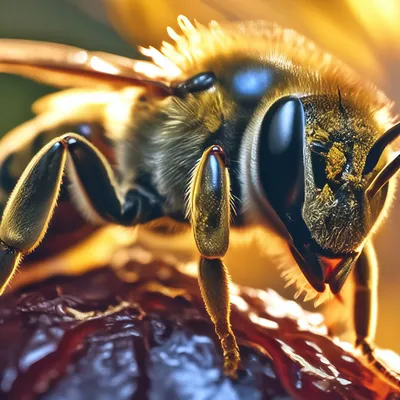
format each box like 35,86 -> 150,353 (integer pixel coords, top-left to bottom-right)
0,259 -> 399,399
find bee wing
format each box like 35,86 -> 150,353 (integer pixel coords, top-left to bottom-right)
0,40 -> 179,167
0,39 -> 173,91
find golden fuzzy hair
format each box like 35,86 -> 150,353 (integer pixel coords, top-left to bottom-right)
141,15 -> 395,131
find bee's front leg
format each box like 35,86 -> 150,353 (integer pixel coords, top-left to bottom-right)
0,133 -> 163,294
189,145 -> 240,378
354,241 -> 400,388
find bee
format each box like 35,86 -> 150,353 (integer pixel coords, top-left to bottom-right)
0,16 -> 399,384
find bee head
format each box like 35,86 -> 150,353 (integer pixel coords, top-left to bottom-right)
246,94 -> 400,295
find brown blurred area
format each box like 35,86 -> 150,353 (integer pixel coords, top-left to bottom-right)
0,0 -> 399,351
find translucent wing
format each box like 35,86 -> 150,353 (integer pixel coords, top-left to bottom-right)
0,39 -> 175,90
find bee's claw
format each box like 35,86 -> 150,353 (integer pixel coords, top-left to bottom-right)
220,330 -> 240,378
224,361 -> 239,380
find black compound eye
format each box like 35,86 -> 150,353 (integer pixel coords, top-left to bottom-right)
173,72 -> 216,96
258,96 -> 306,219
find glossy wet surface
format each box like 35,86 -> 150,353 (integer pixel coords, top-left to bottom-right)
0,259 -> 399,399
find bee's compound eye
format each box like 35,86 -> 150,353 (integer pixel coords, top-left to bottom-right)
258,96 -> 306,217
174,72 -> 216,96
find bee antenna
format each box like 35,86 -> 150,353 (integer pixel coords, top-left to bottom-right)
367,153 -> 400,200
363,122 -> 400,175
337,87 -> 347,117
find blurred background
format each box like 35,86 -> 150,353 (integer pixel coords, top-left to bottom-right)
0,0 -> 399,350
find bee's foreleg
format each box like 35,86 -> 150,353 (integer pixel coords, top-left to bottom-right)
0,133 -> 162,294
189,145 -> 240,378
354,242 -> 378,348
62,134 -> 163,226
354,242 -> 400,388
0,137 -> 67,294
198,258 -> 240,377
